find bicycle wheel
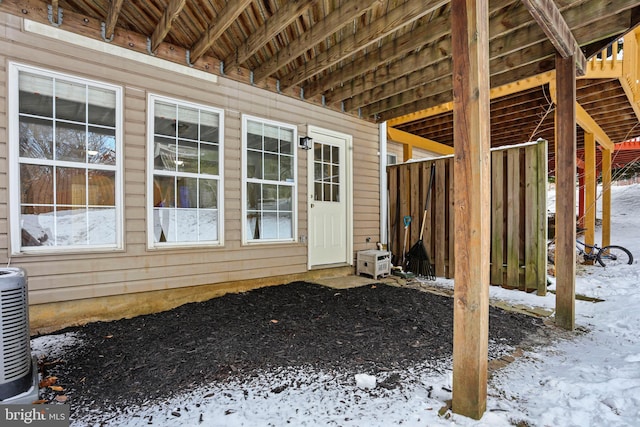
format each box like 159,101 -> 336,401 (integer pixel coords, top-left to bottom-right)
596,245 -> 634,267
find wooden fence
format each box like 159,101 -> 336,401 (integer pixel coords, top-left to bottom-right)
387,139 -> 547,294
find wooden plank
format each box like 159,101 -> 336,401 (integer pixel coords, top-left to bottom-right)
252,0 -> 379,82
447,157 -> 455,279
506,149 -> 521,289
524,145 -> 538,292
189,0 -> 254,63
399,165 -> 410,261
554,52 -> 577,331
536,140 -> 548,295
104,0 -> 125,40
601,149 -> 612,248
490,150 -> 504,286
584,132 -> 596,253
410,163 -> 421,246
435,160 -> 447,278
451,0 -> 491,420
423,162 -> 434,265
150,0 -> 187,53
388,167 -> 399,263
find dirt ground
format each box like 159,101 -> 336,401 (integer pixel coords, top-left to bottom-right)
36,281 -> 544,421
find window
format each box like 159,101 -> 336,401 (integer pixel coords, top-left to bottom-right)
9,63 -> 122,253
242,116 -> 296,243
148,95 -> 223,247
387,153 -> 398,165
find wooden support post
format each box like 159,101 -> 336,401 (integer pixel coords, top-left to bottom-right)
451,0 -> 491,419
601,149 -> 612,247
555,53 -> 577,331
578,172 -> 585,229
584,132 -> 596,250
403,143 -> 413,162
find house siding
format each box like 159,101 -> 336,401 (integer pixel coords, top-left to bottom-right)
0,13 -> 379,330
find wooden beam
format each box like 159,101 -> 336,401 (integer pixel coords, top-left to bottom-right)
150,0 -> 186,53
576,104 -> 615,152
253,0 -> 379,83
104,0 -> 125,40
281,0 -> 448,89
521,0 -> 587,75
601,149 -> 612,248
224,0 -> 315,71
189,0 -> 253,64
387,127 -> 454,155
584,132 -> 596,251
451,0 -> 490,420
554,52 -> 577,331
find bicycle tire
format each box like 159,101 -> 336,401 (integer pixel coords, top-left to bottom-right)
596,245 -> 634,267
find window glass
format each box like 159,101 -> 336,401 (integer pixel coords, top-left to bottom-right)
150,96 -> 223,247
243,117 -> 296,242
14,65 -> 121,251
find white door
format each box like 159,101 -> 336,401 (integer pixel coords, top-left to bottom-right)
307,127 -> 352,267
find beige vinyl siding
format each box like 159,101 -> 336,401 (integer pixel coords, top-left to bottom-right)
0,12 -> 380,306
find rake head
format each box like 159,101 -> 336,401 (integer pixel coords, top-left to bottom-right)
405,240 -> 436,281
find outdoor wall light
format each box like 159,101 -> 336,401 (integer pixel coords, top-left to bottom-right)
299,136 -> 313,150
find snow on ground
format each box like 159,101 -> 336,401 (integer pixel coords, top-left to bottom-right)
31,184 -> 640,426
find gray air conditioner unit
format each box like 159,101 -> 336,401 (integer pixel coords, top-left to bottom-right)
0,267 -> 39,404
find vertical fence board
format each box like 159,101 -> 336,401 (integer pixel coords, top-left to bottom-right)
434,161 -> 447,277
491,151 -> 505,285
410,163 -> 421,246
423,162 -> 434,266
524,146 -> 539,291
506,149 -> 521,288
448,158 -> 456,279
536,141 -> 548,295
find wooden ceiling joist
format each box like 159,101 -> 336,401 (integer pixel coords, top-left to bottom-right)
149,0 -> 186,53
224,0 -> 315,71
280,0 -> 448,90
189,0 -> 254,64
103,0 -> 124,40
252,0 -> 379,83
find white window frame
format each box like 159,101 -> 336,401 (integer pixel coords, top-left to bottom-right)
241,115 -> 298,244
8,62 -> 124,254
146,94 -> 225,249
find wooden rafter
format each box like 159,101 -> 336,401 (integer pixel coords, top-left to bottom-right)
253,0 -> 380,83
225,0 -> 315,71
521,0 -> 587,75
104,0 -> 125,40
189,0 -> 254,64
150,0 -> 186,53
280,0 -> 448,90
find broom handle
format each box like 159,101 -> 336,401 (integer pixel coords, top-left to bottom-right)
419,163 -> 436,241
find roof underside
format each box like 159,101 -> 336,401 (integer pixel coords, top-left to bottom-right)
3,0 -> 640,155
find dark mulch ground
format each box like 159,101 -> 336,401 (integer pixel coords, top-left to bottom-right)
37,281 -> 544,419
